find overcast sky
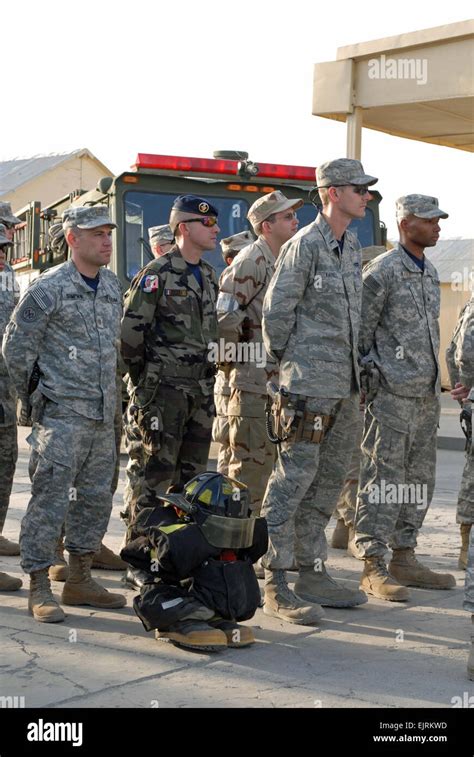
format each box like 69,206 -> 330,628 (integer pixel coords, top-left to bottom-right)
2,2 -> 473,240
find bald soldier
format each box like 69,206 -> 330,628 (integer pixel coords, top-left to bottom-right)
261,159 -> 375,623
355,195 -> 455,600
3,206 -> 126,622
446,293 -> 474,570
213,230 -> 254,476
121,195 -> 219,514
148,224 -> 174,258
217,192 -> 303,514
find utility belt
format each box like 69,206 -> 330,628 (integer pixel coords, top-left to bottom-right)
265,382 -> 335,445
146,361 -> 217,381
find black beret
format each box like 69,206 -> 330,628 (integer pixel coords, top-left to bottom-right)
171,195 -> 218,217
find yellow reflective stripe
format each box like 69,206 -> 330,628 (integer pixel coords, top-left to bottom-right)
159,524 -> 187,534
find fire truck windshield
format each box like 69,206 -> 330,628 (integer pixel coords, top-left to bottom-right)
124,190 -> 375,280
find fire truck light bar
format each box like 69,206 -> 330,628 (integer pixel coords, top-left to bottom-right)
133,154 -> 316,183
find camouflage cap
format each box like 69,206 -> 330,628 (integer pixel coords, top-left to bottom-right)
148,224 -> 174,245
247,191 -> 303,231
396,194 -> 449,221
220,230 -> 254,261
0,223 -> 12,246
0,201 -> 21,225
62,206 -> 117,230
315,158 -> 378,188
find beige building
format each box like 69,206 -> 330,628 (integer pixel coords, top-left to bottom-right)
0,148 -> 113,213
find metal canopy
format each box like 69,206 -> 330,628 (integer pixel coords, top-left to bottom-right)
312,20 -> 474,156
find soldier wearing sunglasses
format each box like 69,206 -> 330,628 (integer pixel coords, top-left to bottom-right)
121,195 -> 220,528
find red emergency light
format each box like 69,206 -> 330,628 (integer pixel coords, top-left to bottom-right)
133,154 -> 316,183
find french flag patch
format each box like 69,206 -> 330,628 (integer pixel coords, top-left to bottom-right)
142,274 -> 159,293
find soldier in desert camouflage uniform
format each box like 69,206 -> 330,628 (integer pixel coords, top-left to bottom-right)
446,292 -> 474,679
0,217 -> 22,591
446,293 -> 474,571
217,193 -> 302,513
148,224 -> 174,258
3,206 -> 126,622
260,159 -> 376,623
213,230 -> 254,476
355,195 -> 455,601
121,195 -> 219,514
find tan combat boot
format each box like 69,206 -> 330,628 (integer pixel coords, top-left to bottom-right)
0,534 -> 20,556
0,572 -> 22,591
331,519 -> 349,549
29,569 -> 65,622
49,537 -> 69,582
92,543 -> 127,571
156,621 -> 228,652
263,569 -> 324,625
459,524 -> 472,571
295,565 -> 367,607
209,619 -> 255,647
389,548 -> 456,590
360,557 -> 410,601
468,616 -> 474,682
62,553 -> 126,608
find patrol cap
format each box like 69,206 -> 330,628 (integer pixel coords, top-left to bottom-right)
247,190 -> 303,231
169,195 -> 218,234
395,194 -> 449,221
0,201 -> 21,226
0,223 -> 12,246
315,158 -> 378,188
220,230 -> 254,261
148,224 -> 174,245
62,206 -> 117,230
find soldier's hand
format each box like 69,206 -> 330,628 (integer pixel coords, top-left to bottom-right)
240,316 -> 254,342
451,382 -> 470,403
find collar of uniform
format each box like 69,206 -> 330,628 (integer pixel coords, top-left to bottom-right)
65,258 -> 102,293
168,245 -> 206,298
396,244 -> 427,276
315,212 -> 346,254
256,236 -> 277,267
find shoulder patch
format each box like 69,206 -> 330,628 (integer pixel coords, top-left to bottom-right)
142,274 -> 159,293
29,286 -> 53,311
18,295 -> 41,323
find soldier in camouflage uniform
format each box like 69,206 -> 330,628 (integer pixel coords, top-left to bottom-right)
148,224 -> 174,258
446,293 -> 474,571
0,217 -> 22,591
355,195 -> 456,601
446,293 -> 474,679
3,206 -> 126,622
213,230 -> 254,476
260,159 -> 376,623
217,193 -> 302,513
121,195 -> 219,508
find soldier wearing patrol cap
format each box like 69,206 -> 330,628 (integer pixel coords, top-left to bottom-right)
148,224 -> 174,258
216,193 -> 302,516
213,230 -> 255,477
355,194 -> 455,601
121,195 -> 220,519
0,206 -> 22,563
260,159 -> 376,623
0,223 -> 22,591
3,205 -> 126,622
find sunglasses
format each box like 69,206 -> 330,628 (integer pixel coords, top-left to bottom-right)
1,221 -> 14,229
350,185 -> 370,196
185,217 -> 218,227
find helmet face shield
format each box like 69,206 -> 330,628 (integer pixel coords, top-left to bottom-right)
182,472 -> 253,548
200,514 -> 255,549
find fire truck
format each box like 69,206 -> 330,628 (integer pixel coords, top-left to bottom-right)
8,150 -> 386,294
